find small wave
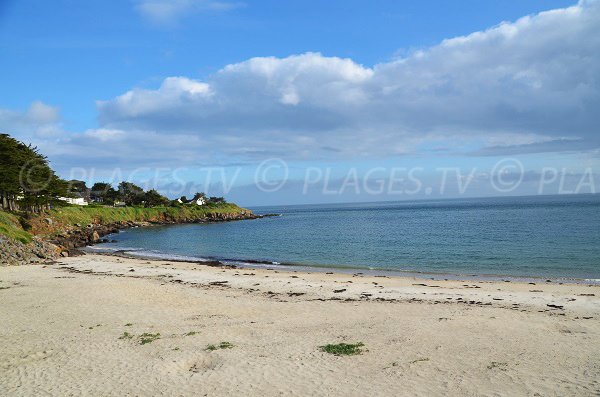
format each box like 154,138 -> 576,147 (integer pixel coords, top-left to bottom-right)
122,250 -> 215,263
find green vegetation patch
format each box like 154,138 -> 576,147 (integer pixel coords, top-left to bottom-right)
47,203 -> 247,229
206,341 -> 234,351
139,332 -> 161,345
0,211 -> 32,243
320,342 -> 365,356
118,332 -> 133,340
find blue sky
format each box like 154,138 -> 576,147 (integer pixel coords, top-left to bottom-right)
0,0 -> 598,205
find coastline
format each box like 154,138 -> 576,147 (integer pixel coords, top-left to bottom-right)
1,253 -> 599,395
83,243 -> 600,286
0,205 -> 268,266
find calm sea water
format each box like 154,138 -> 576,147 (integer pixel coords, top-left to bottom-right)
96,195 -> 600,280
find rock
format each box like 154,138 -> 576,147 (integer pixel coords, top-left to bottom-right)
60,251 -> 69,257
91,231 -> 100,243
44,218 -> 53,225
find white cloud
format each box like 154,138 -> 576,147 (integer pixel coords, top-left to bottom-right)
98,0 -> 600,161
134,0 -> 242,25
83,128 -> 125,142
0,101 -> 62,138
26,101 -> 60,124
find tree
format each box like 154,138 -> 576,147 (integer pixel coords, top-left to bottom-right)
118,181 -> 145,206
67,180 -> 90,200
0,133 -> 68,212
144,190 -> 170,207
208,196 -> 226,204
91,182 -> 118,204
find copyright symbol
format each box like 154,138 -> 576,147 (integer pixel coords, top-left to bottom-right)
491,158 -> 524,193
254,158 -> 289,193
19,158 -> 53,193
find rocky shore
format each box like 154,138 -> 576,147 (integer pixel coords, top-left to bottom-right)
0,236 -> 59,266
1,210 -> 266,265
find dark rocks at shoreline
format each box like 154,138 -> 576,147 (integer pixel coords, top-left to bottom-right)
49,211 -> 262,257
1,210 -> 263,264
0,236 -> 59,266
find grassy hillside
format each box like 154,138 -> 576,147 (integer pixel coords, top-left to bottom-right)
0,211 -> 32,244
0,203 -> 250,242
47,203 -> 248,227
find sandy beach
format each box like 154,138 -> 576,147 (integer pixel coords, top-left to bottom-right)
1,254 -> 599,396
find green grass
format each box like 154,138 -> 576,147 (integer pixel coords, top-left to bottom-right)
206,341 -> 234,351
47,203 -> 248,228
1,202 -> 248,243
0,211 -> 32,243
320,342 -> 365,356
118,332 -> 133,340
184,331 -> 198,336
139,332 -> 161,345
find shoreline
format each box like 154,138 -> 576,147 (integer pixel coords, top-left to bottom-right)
50,253 -> 600,315
83,243 -> 600,286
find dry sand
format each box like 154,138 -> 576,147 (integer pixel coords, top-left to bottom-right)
1,254 -> 599,396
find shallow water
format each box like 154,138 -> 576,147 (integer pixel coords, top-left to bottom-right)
97,194 -> 600,280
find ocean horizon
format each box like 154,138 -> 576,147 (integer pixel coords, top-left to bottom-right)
94,193 -> 600,282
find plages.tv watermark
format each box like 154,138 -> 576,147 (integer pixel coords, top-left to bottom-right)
252,158 -> 596,196
19,158 -> 597,197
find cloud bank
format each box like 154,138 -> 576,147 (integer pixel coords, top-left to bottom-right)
2,0 -> 599,172
98,0 -> 600,161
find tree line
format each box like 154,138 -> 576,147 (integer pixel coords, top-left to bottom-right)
0,133 -> 226,213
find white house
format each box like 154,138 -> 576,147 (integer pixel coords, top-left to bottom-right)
178,194 -> 206,206
58,197 -> 88,206
192,196 -> 206,206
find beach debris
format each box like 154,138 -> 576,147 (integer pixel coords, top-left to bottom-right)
333,289 -> 347,293
408,358 -> 430,364
487,362 -> 508,371
546,304 -> 564,309
206,341 -> 234,351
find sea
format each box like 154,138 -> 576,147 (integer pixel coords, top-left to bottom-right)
89,194 -> 600,283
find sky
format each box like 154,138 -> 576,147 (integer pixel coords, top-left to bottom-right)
0,0 -> 599,206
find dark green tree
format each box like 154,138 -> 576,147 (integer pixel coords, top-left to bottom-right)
208,196 -> 226,204
0,133 -> 68,212
143,189 -> 170,207
118,181 -> 145,206
91,182 -> 118,204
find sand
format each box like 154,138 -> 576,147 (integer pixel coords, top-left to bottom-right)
1,254 -> 599,396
